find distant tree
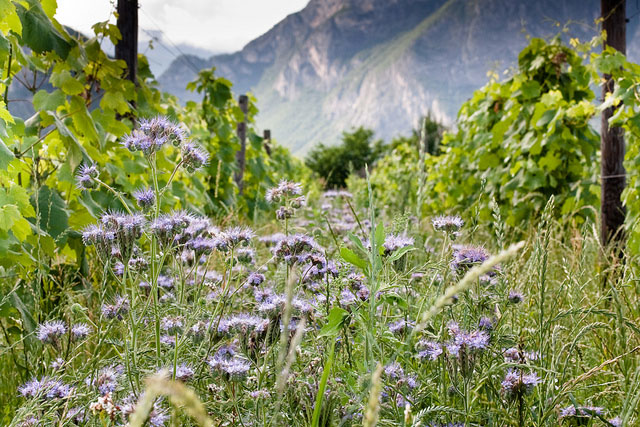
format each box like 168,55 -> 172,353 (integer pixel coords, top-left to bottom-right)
306,127 -> 383,188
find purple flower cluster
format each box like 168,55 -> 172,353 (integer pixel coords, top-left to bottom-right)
133,187 -> 155,210
36,320 -> 67,346
451,245 -> 490,273
208,345 -> 251,381
76,163 -> 100,190
446,321 -> 490,357
82,212 -> 146,261
265,180 -> 303,203
217,313 -> 269,336
19,377 -> 72,399
559,405 -> 604,419
500,369 -> 539,399
101,296 -> 130,320
122,116 -> 184,155
417,340 -> 443,361
181,141 -> 209,172
161,316 -> 184,335
383,234 -> 414,256
388,319 -> 414,335
272,234 -> 319,264
86,366 -> 121,395
432,215 -> 464,233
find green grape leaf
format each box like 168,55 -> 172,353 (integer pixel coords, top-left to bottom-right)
14,0 -> 72,58
0,0 -> 22,35
33,89 -> 65,112
30,185 -> 69,241
0,204 -> 20,231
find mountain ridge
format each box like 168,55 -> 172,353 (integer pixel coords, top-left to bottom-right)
159,0 -> 640,154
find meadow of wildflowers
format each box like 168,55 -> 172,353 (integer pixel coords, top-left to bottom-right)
4,117 -> 640,427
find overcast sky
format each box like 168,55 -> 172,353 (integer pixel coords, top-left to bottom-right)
56,0 -> 309,53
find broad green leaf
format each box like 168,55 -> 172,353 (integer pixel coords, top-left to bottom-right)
340,247 -> 368,269
30,185 -> 69,241
318,307 -> 349,338
0,204 -> 20,231
70,96 -> 100,143
0,0 -> 22,35
521,80 -> 540,99
0,139 -> 14,170
100,90 -> 130,115
33,89 -> 65,112
15,0 -> 72,58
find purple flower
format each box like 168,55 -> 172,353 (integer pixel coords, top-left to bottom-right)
247,272 -> 265,286
87,366 -> 120,395
508,290 -> 524,304
432,215 -> 464,232
37,320 -> 67,345
384,362 -> 405,380
451,245 -> 490,273
19,378 -> 71,399
478,317 -> 494,331
181,141 -> 209,172
208,346 -> 251,381
265,180 -> 303,203
217,313 -> 269,336
133,187 -> 155,210
71,323 -> 91,341
417,341 -> 443,361
339,288 -> 357,306
161,316 -> 184,335
174,363 -> 194,382
76,163 -> 99,190
446,322 -> 489,357
388,319 -> 413,335
383,234 -> 414,256
101,296 -> 130,320
559,405 -> 603,419
501,369 -> 539,399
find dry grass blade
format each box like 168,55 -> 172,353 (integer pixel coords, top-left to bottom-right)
129,370 -> 213,427
561,345 -> 640,392
363,363 -> 384,427
414,241 -> 525,334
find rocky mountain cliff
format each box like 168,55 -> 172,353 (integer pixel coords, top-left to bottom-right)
159,0 -> 640,154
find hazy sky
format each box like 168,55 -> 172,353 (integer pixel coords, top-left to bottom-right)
56,0 -> 309,53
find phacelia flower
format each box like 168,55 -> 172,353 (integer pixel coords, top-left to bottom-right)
133,187 -> 155,210
71,323 -> 91,341
417,340 -> 443,361
383,234 -> 414,256
37,320 -> 67,346
247,272 -> 265,286
101,296 -> 130,320
181,141 -> 209,172
76,163 -> 100,190
208,345 -> 251,381
432,215 -> 464,233
388,319 -> 413,335
451,245 -> 490,273
508,290 -> 524,304
161,316 -> 184,335
265,180 -> 303,203
501,369 -> 539,399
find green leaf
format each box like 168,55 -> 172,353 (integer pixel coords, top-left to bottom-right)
387,246 -> 416,262
340,247 -> 368,269
347,232 -> 367,254
70,96 -> 99,143
521,80 -> 541,99
0,0 -> 22,35
318,307 -> 349,338
30,185 -> 69,241
33,89 -> 65,112
0,139 -> 14,170
0,204 -> 20,231
14,0 -> 72,58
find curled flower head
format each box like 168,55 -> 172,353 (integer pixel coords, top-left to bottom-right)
19,377 -> 72,400
383,234 -> 414,256
37,320 -> 67,346
101,296 -> 130,321
161,316 -> 184,335
208,345 -> 251,381
501,369 -> 539,399
417,340 -> 443,361
247,272 -> 265,286
559,405 -> 603,420
133,187 -> 155,210
265,180 -> 303,203
151,211 -> 192,248
272,234 -> 319,265
451,245 -> 490,273
76,163 -> 99,190
71,323 -> 91,341
432,215 -> 464,233
508,290 -> 524,304
181,141 -> 209,172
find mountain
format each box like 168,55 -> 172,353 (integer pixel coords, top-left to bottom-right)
159,0 -> 640,155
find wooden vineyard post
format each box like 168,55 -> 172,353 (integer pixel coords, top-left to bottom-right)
235,94 -> 249,194
263,129 -> 272,156
116,0 -> 138,84
600,0 -> 626,251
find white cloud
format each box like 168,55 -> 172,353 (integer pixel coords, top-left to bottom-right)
55,0 -> 308,52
